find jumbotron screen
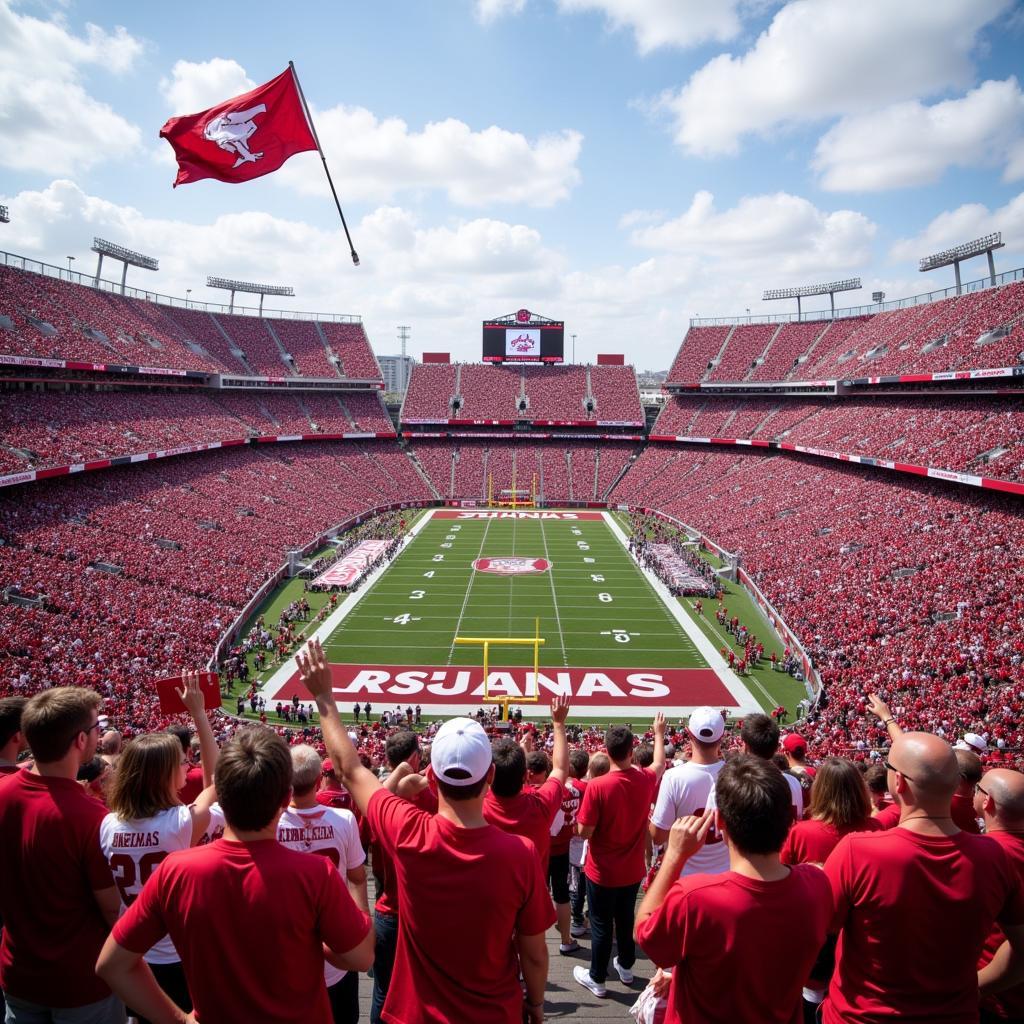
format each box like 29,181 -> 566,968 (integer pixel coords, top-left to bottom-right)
482,311 -> 564,363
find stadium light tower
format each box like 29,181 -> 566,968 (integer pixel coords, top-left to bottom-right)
919,232 -> 1004,295
762,278 -> 861,319
0,205 -> 9,224
207,276 -> 294,315
91,237 -> 159,294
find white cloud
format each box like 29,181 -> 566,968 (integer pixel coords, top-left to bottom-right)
814,79 -> 1024,191
630,190 -> 876,275
159,58 -> 255,114
276,105 -> 582,207
475,0 -> 526,23
555,0 -> 745,54
661,0 -> 1011,156
889,192 -> 1024,267
0,1 -> 143,174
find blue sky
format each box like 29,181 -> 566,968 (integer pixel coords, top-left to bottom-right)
1,0 -> 1023,369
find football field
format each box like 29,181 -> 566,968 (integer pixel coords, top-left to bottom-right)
261,510 -> 761,718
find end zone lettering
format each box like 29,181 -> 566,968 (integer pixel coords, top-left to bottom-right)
432,510 -> 605,521
274,664 -> 738,709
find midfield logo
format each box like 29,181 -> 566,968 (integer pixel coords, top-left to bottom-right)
473,556 -> 551,575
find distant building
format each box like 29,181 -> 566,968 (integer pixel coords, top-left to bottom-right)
378,354 -> 415,394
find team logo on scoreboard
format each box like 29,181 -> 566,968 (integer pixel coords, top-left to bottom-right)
473,556 -> 551,575
515,308 -> 531,322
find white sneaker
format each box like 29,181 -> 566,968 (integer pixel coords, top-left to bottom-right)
613,956 -> 634,984
573,965 -> 607,998
570,920 -> 588,938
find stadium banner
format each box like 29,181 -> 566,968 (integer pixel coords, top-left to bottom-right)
273,664 -> 739,713
312,540 -> 391,588
0,354 -> 65,369
432,510 -> 605,521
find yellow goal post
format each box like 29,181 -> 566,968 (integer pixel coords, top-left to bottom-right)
453,617 -> 545,721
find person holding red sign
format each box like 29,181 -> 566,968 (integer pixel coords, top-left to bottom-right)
98,673 -> 218,1022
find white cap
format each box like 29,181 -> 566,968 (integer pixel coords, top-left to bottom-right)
430,717 -> 492,786
687,706 -> 725,744
955,733 -> 988,754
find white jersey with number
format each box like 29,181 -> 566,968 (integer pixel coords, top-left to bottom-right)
99,805 -> 192,963
277,804 -> 366,986
650,761 -> 729,876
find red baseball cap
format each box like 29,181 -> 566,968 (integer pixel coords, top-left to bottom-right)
782,733 -> 807,755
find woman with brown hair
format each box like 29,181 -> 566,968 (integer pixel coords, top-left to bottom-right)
99,673 -> 218,1022
782,757 -> 880,866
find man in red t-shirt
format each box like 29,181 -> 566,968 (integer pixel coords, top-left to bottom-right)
976,768 -> 1024,1022
824,732 -> 1024,1023
575,715 -> 665,997
951,747 -> 983,834
0,686 -> 123,1023
636,755 -> 833,1023
98,725 -> 374,1024
298,638 -> 555,1024
484,701 -> 570,948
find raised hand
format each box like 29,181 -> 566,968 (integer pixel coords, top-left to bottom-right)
666,807 -> 715,861
550,695 -> 571,725
867,692 -> 891,722
176,670 -> 206,719
297,638 -> 333,703
653,710 -> 666,737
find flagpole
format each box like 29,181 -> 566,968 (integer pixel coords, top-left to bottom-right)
289,61 -> 360,266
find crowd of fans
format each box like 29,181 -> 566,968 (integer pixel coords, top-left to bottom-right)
0,264 -> 383,383
652,395 -> 1024,483
611,445 -> 1024,764
401,362 -> 644,424
3,663 -> 1024,1024
668,278 -> 1024,384
0,389 -> 396,475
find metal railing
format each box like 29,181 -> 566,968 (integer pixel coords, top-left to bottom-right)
690,266 -> 1024,327
0,249 -> 361,324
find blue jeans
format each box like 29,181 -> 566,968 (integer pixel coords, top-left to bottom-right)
370,910 -> 399,1024
586,877 -> 640,984
4,994 -> 125,1024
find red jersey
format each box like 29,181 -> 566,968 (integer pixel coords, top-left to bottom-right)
0,771 -> 115,1006
781,817 -> 881,866
550,779 -> 585,856
483,776 -> 563,865
978,830 -> 1024,1020
318,784 -> 372,848
823,828 -> 1024,1023
370,785 -> 439,917
636,866 -> 833,1024
366,788 -> 555,1024
113,838 -> 370,1024
578,765 -> 657,887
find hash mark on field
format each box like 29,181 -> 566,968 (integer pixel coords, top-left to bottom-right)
446,517 -> 493,665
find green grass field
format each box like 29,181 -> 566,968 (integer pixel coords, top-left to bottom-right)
319,512 -> 705,671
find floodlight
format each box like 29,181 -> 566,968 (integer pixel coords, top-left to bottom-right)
0,205 -> 8,224
207,276 -> 294,315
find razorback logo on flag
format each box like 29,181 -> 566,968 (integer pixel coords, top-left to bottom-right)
159,68 -> 317,187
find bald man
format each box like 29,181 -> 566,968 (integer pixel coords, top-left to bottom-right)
976,769 -> 1024,1023
822,733 -> 1024,1024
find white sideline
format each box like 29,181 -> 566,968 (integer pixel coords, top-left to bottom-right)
258,509 -> 436,703
600,511 -> 762,715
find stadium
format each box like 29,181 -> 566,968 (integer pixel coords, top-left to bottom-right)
3,3 -> 1024,1023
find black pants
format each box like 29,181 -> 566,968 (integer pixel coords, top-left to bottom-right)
586,877 -> 640,983
327,971 -> 359,1024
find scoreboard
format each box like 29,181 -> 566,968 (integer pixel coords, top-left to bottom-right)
482,309 -> 564,364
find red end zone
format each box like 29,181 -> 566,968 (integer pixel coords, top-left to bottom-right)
432,510 -> 605,520
271,664 -> 739,716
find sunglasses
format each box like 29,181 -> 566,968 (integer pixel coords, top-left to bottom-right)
884,759 -> 916,783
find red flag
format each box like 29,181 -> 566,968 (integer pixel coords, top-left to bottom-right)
159,67 -> 317,187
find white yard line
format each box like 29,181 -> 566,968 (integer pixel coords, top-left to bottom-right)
258,509 -> 436,703
446,516 -> 494,664
539,516 -> 569,666
600,511 -> 761,714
